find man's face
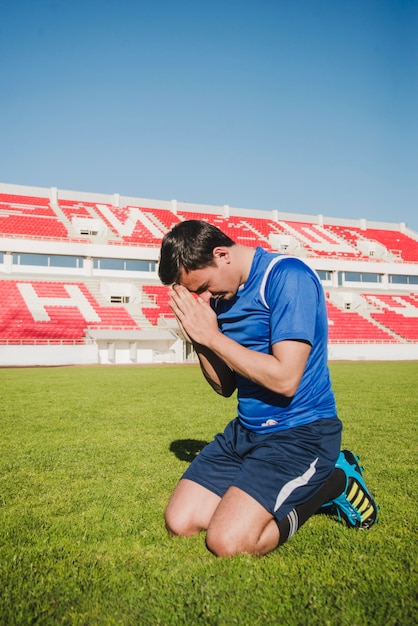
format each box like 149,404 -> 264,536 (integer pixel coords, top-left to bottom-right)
178,250 -> 239,303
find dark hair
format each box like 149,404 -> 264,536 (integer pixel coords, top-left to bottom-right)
158,220 -> 235,285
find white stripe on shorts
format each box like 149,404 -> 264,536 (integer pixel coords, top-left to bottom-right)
287,509 -> 299,539
273,457 -> 318,513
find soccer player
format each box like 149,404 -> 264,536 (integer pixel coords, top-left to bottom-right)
158,220 -> 378,557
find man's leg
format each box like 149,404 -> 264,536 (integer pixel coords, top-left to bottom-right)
205,468 -> 344,556
165,480 -> 278,556
174,470 -> 344,557
277,450 -> 379,543
165,478 -> 221,537
206,486 -> 279,557
277,468 -> 345,544
205,461 -> 349,556
165,467 -> 347,557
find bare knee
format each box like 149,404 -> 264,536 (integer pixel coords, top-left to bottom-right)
164,504 -> 198,537
206,516 -> 280,557
206,527 -> 248,558
165,479 -> 221,537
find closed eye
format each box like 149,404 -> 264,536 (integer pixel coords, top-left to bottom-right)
195,283 -> 210,295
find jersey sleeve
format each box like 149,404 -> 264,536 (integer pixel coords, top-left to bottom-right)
265,258 -> 321,346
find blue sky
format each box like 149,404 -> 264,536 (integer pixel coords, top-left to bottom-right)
1,0 -> 417,231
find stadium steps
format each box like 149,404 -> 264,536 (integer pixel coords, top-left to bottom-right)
358,305 -> 407,343
83,279 -> 155,330
324,227 -> 364,257
124,302 -> 154,329
240,219 -> 272,247
50,201 -> 77,237
132,209 -> 164,239
85,204 -> 124,242
55,200 -> 123,243
142,209 -> 174,234
51,200 -> 113,243
89,202 -> 124,244
82,279 -> 109,308
361,293 -> 418,342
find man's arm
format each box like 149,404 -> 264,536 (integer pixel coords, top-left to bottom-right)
194,344 -> 237,397
207,334 -> 310,397
170,285 -> 310,397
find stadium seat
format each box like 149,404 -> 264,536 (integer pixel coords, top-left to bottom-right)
0,280 -> 141,343
142,285 -> 175,325
326,300 -> 399,343
0,193 -> 69,239
362,293 -> 418,341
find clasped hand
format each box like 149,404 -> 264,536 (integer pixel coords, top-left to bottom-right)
169,284 -> 218,345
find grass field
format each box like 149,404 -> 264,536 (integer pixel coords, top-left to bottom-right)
0,362 -> 417,625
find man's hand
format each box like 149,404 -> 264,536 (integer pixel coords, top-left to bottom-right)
169,284 -> 218,346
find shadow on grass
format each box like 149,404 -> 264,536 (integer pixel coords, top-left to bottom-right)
170,439 -> 208,462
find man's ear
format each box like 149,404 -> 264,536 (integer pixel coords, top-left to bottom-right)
213,247 -> 231,263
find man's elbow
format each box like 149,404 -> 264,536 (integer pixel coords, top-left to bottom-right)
273,378 -> 300,398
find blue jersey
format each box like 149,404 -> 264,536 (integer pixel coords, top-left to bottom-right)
212,247 -> 337,433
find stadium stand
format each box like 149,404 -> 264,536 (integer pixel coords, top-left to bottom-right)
141,207 -> 181,232
59,200 -> 94,220
142,284 -> 174,326
0,280 -> 140,343
324,224 -> 418,262
0,193 -> 69,239
275,221 -> 366,259
176,211 -> 272,249
0,182 -> 417,365
4,190 -> 418,260
362,228 -> 418,262
93,204 -> 162,245
325,300 -> 399,343
362,293 -> 418,341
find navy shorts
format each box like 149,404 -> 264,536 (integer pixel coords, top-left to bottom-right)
182,416 -> 342,522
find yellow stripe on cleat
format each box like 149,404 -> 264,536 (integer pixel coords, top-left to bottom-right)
347,483 -> 359,501
361,504 -> 375,521
358,498 -> 371,513
353,492 -> 365,508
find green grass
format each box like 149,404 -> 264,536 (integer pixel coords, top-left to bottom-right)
0,362 -> 417,625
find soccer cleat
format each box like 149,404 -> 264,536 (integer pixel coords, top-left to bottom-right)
320,449 -> 379,529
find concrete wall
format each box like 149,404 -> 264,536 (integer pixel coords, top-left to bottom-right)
0,344 -> 98,367
1,340 -> 417,367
